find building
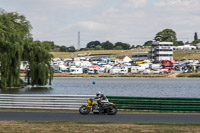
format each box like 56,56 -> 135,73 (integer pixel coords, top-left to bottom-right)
150,42 -> 173,63
132,52 -> 149,62
115,56 -> 132,63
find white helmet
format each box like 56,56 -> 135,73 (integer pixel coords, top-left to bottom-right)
96,91 -> 102,97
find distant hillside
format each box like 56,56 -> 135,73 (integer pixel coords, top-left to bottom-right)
50,49 -> 149,58
50,49 -> 200,60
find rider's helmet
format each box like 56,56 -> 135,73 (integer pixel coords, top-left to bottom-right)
96,91 -> 102,97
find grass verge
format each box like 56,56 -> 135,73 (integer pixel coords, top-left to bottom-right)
50,49 -> 200,60
176,72 -> 200,77
53,73 -> 168,78
1,121 -> 200,133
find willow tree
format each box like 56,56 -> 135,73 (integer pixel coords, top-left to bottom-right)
23,40 -> 53,86
0,10 -> 31,88
0,10 -> 53,88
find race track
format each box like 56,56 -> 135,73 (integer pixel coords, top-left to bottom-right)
1,111 -> 200,124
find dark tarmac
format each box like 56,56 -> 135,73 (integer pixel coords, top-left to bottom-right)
1,111 -> 200,123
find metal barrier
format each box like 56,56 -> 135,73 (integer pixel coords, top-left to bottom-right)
1,94 -> 200,112
0,94 -> 95,110
107,96 -> 200,112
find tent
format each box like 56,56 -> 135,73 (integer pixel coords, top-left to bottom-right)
89,65 -> 100,68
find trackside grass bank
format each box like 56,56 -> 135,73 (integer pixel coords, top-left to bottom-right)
53,73 -> 168,78
21,73 -> 200,78
50,49 -> 200,60
177,72 -> 200,77
0,121 -> 200,133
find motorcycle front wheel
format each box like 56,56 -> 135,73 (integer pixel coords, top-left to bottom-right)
107,105 -> 117,115
79,105 -> 91,115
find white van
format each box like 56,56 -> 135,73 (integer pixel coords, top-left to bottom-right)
70,68 -> 83,74
88,68 -> 99,74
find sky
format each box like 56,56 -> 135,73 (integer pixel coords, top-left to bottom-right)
1,0 -> 200,48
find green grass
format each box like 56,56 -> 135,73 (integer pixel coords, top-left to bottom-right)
50,49 -> 149,58
176,73 -> 200,77
173,50 -> 200,60
51,49 -> 200,60
53,73 -> 168,78
1,121 -> 200,133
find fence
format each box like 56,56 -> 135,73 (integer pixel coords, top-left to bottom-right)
107,96 -> 200,112
0,94 -> 95,110
0,94 -> 200,112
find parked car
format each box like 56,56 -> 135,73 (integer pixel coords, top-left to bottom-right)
88,68 -> 99,74
152,69 -> 163,74
54,70 -> 62,73
161,68 -> 171,74
143,69 -> 151,74
70,68 -> 83,74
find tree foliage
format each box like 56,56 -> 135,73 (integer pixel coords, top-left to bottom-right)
0,10 -> 53,88
0,10 -> 31,88
143,40 -> 153,47
192,32 -> 200,44
194,32 -> 198,41
68,46 -> 76,52
173,41 -> 184,46
95,45 -> 103,50
114,42 -> 130,50
60,45 -> 68,52
154,29 -> 177,42
86,41 -> 101,48
114,46 -> 122,50
23,40 -> 53,86
101,41 -> 114,50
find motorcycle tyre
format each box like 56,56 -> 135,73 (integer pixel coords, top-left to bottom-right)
79,105 -> 90,115
107,105 -> 117,115
93,112 -> 99,114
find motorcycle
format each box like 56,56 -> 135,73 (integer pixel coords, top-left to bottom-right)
79,98 -> 117,115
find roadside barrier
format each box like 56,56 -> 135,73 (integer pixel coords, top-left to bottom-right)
107,96 -> 200,112
0,94 -> 95,110
0,94 -> 200,112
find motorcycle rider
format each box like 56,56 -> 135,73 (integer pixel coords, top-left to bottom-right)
95,91 -> 108,108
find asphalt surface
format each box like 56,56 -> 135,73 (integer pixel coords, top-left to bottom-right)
1,111 -> 200,123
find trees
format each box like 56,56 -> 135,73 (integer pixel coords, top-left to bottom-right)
194,32 -> 198,41
0,10 -> 53,88
83,40 -> 131,50
173,41 -> 184,46
101,41 -> 114,50
42,41 -> 55,51
95,45 -> 103,50
0,10 -> 31,88
68,46 -> 76,52
86,41 -> 101,48
23,40 -> 53,86
143,40 -> 153,48
60,45 -> 68,52
192,32 -> 200,44
114,42 -> 130,50
114,46 -> 122,50
154,29 -> 177,42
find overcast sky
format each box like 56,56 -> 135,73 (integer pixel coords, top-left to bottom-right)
1,0 -> 200,48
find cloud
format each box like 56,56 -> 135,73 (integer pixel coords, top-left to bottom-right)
1,0 -> 200,47
123,0 -> 147,8
59,21 -> 109,32
77,21 -> 109,31
154,0 -> 200,9
48,0 -> 104,9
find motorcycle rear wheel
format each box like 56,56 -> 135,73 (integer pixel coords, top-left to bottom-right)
79,105 -> 90,115
107,105 -> 117,115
